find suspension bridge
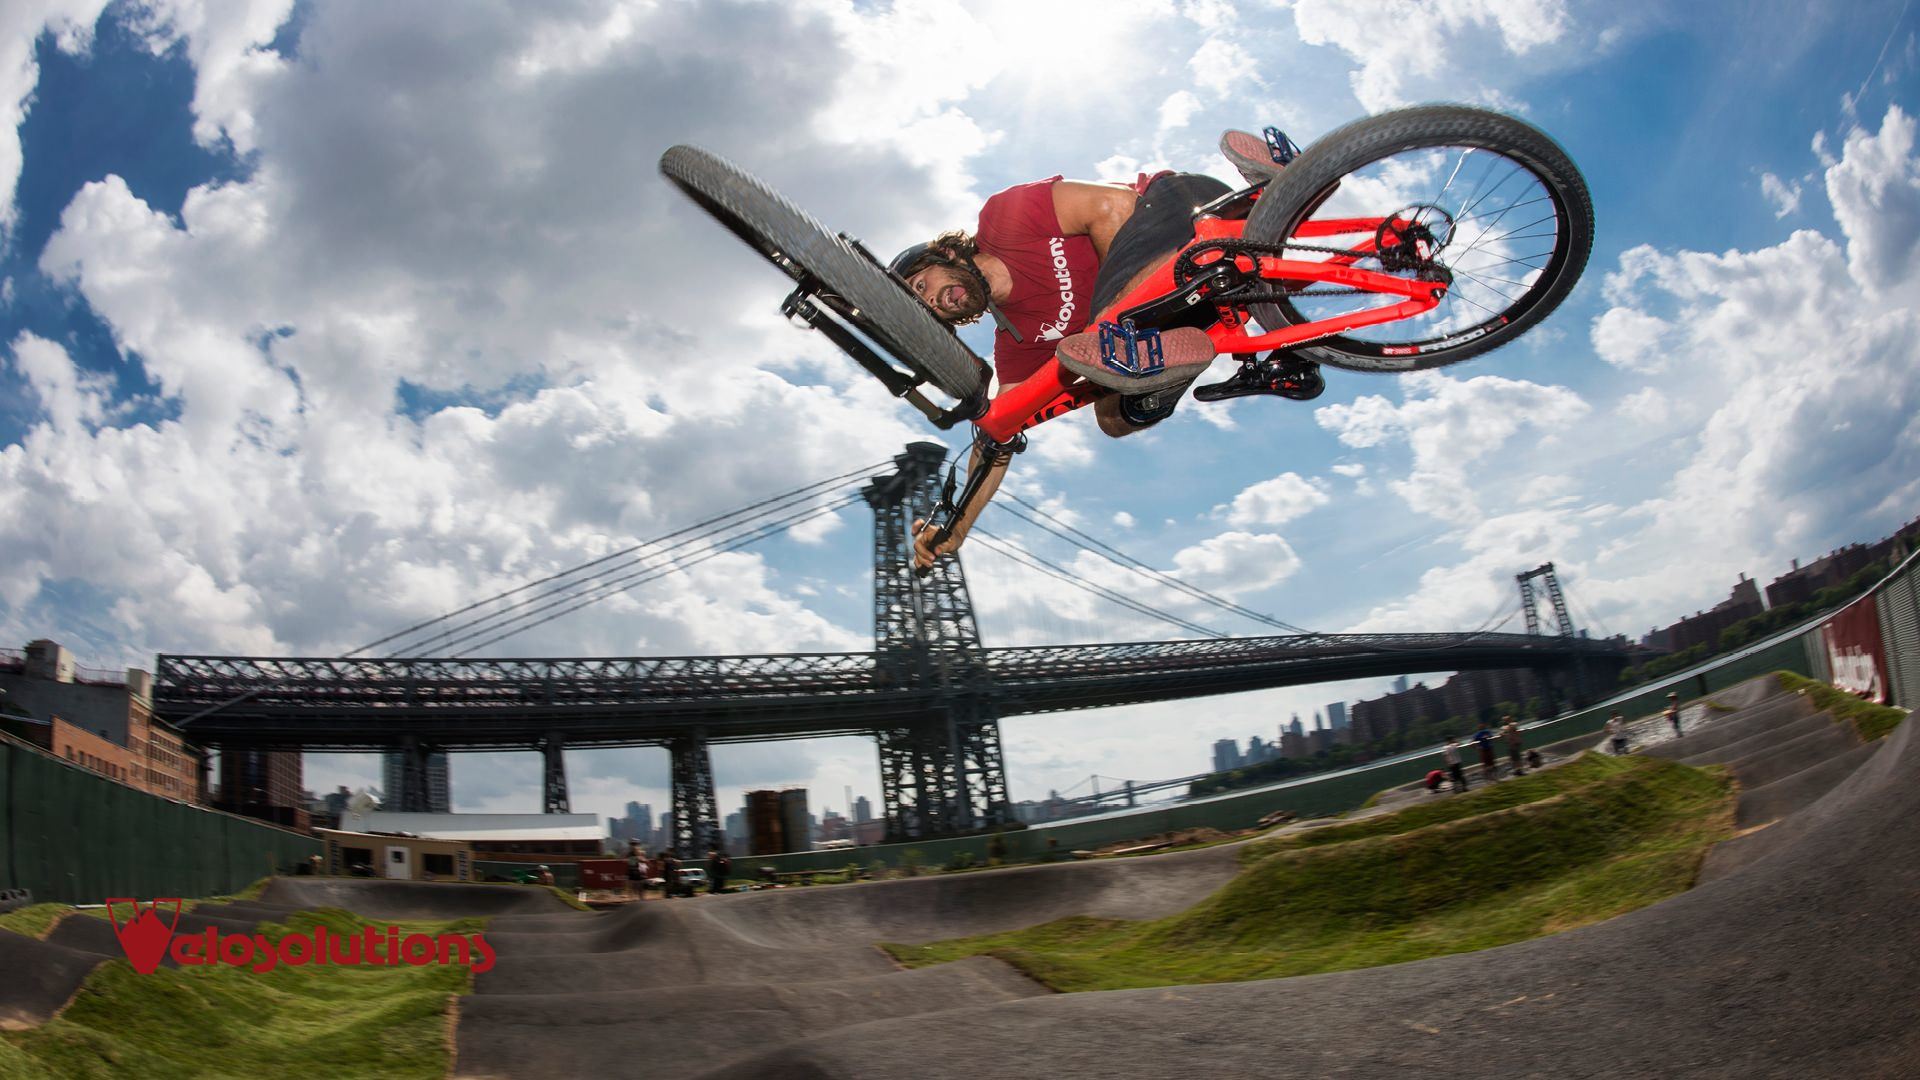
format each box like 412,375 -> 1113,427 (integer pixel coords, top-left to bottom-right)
153,443 -> 1629,852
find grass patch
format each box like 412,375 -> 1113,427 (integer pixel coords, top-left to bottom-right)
1239,753 -> 1635,864
0,904 -> 75,940
888,753 -> 1734,993
1,908 -> 484,1079
0,879 -> 277,941
1774,671 -> 1907,741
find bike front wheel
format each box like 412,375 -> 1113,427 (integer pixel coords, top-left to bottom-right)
659,146 -> 986,400
1245,105 -> 1593,373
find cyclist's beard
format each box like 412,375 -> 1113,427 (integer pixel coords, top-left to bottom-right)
938,275 -> 988,326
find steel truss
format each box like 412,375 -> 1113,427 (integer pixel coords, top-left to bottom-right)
669,730 -> 719,856
864,443 -> 1010,841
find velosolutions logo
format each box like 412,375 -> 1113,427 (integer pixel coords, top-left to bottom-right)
106,899 -> 497,975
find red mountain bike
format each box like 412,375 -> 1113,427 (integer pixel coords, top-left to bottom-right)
661,105 -> 1591,543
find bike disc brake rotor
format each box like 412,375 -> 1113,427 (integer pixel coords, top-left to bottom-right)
1279,147 -> 1564,349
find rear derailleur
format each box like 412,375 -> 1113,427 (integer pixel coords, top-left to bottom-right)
1194,353 -> 1324,403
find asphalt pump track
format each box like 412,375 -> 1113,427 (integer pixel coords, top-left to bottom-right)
4,675 -> 1913,1077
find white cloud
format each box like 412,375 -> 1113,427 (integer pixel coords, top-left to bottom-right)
1590,306 -> 1675,373
1169,531 -> 1304,595
1760,171 -> 1803,218
1112,510 -> 1136,529
1219,471 -> 1330,527
8,332 -> 109,431
1825,104 -> 1920,292
1289,0 -> 1577,112
1313,371 -> 1591,524
1616,386 -> 1671,426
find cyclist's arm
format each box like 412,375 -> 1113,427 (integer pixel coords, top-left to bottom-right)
912,442 -> 1012,569
1051,180 -> 1138,261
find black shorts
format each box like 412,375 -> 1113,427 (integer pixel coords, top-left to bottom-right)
1092,173 -> 1233,316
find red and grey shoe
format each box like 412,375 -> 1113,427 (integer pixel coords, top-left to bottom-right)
1056,325 -> 1217,393
1219,129 -> 1290,187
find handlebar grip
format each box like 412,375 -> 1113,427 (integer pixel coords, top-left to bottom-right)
914,521 -> 956,578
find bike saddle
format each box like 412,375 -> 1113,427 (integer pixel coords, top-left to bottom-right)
1194,354 -> 1325,403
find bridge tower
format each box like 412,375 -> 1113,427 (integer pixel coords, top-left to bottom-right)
864,442 -> 1012,841
1517,562 -> 1578,712
1516,563 -> 1575,638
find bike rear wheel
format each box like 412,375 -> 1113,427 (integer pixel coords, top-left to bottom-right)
659,146 -> 986,400
1245,105 -> 1592,373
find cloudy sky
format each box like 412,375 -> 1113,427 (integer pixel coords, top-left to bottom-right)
3,0 -> 1916,826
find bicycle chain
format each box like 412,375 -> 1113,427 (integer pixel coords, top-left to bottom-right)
1172,237 -> 1367,289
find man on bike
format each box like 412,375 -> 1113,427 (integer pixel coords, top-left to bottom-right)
895,131 -> 1287,570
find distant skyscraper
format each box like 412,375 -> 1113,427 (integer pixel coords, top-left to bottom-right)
1393,675 -> 1410,694
1289,716 -> 1306,739
1212,738 -> 1243,772
1327,701 -> 1349,732
853,795 -> 873,823
379,750 -> 450,813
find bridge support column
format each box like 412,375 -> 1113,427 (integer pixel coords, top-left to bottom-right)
397,737 -> 433,813
867,443 -> 1013,842
541,734 -> 570,814
670,731 -> 721,856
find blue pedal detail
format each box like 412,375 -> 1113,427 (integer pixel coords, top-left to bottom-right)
1097,320 -> 1166,377
1263,126 -> 1302,166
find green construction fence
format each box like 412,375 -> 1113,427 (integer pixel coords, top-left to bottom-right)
0,733 -> 320,905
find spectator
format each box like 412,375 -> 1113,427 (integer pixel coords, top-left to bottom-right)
1501,715 -> 1526,776
1663,691 -> 1683,737
1424,768 -> 1448,794
1607,712 -> 1630,755
708,847 -> 732,895
662,852 -> 683,898
1442,736 -> 1469,792
626,843 -> 648,899
1472,726 -> 1500,782
537,864 -> 556,887
1526,748 -> 1544,771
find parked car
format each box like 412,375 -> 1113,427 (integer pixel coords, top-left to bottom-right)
676,867 -> 710,895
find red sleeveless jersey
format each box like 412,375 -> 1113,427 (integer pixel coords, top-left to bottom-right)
974,177 -> 1100,385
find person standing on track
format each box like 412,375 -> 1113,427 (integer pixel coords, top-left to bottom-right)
708,847 -> 731,895
1607,712 -> 1630,755
1502,715 -> 1526,776
1472,725 -> 1500,783
1663,692 -> 1683,737
1442,736 -> 1470,793
897,133 -> 1290,571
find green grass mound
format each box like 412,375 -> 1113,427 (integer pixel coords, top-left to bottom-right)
1774,671 -> 1907,741
889,753 -> 1734,993
1246,753 -> 1634,864
0,878 -> 274,940
0,908 -> 484,1079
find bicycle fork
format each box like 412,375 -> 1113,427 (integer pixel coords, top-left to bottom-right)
915,430 -> 1025,578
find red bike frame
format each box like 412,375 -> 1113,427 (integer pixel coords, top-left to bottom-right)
970,213 -> 1447,444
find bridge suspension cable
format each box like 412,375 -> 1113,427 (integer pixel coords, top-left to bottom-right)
437,491 -> 865,655
169,461 -> 891,726
969,527 -> 1228,639
997,492 -> 1528,653
361,459 -> 890,657
998,492 -> 1317,634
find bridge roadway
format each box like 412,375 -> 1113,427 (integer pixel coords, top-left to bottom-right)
154,631 -> 1626,749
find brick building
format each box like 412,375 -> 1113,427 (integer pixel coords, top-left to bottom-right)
216,748 -> 309,830
1665,574 -> 1766,654
0,639 -> 200,804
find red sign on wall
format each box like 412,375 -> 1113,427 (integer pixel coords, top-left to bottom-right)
577,859 -> 628,891
1823,596 -> 1889,704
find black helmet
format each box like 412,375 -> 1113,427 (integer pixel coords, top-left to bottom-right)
889,240 -> 980,285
